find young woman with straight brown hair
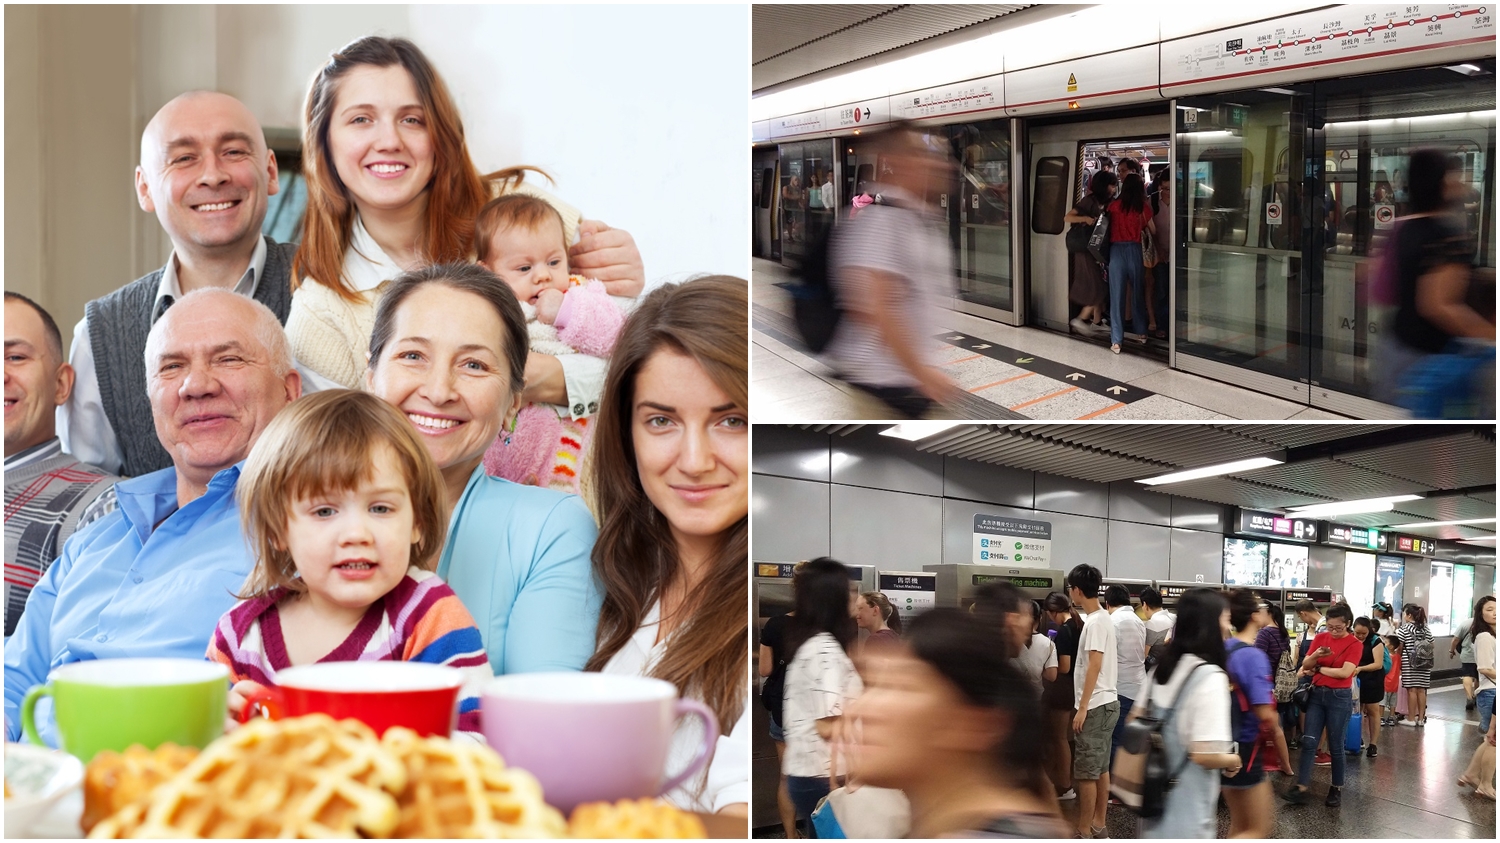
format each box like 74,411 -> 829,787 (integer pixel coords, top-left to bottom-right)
584,276 -> 749,816
287,35 -> 644,400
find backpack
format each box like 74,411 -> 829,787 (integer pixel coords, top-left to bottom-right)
1111,662 -> 1209,819
1382,641 -> 1392,674
778,216 -> 844,353
1407,628 -> 1435,672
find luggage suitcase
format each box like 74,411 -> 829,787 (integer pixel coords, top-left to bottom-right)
1346,710 -> 1363,754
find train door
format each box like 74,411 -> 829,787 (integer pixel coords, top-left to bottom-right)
777,140 -> 836,267
947,119 -> 1019,322
1026,114 -> 1172,336
752,146 -> 778,260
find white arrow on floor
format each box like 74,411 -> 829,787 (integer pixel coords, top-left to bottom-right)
973,344 -> 992,350
1107,385 -> 1128,395
1066,373 -> 1085,381
1017,357 -> 1034,364
947,335 -> 965,341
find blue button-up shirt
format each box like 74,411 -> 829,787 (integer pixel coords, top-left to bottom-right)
4,463 -> 252,744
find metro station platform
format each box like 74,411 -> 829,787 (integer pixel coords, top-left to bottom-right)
752,259 -> 1356,422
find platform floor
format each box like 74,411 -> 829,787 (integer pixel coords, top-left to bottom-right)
752,259 -> 1356,422
751,678 -> 1497,839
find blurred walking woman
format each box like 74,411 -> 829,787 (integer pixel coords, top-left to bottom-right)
846,609 -> 1068,837
1131,588 -> 1240,838
781,558 -> 862,836
586,276 -> 750,815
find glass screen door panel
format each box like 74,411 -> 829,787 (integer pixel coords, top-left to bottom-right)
777,140 -> 835,267
950,120 -> 1013,313
1311,65 -> 1496,399
1176,90 -> 1310,384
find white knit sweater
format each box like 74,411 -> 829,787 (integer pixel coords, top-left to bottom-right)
286,183 -> 582,389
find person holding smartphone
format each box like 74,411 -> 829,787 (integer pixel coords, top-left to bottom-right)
1285,603 -> 1361,807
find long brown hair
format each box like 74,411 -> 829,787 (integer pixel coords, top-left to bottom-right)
294,35 -> 546,301
583,276 -> 748,736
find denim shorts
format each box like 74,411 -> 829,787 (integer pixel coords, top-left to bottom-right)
768,715 -> 784,743
1220,740 -> 1266,789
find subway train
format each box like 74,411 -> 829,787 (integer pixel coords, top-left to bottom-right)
751,4 -> 1496,416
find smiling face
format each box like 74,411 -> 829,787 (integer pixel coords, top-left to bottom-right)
326,64 -> 435,220
367,284 -> 520,477
146,295 -> 299,490
282,444 -> 418,616
4,299 -> 71,454
630,348 -> 748,560
136,92 -> 278,260
480,216 -> 571,307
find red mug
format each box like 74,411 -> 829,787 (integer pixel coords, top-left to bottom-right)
238,662 -> 464,737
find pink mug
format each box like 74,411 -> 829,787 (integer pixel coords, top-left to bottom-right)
481,673 -> 718,812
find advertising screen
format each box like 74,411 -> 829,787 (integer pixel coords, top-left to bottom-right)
1375,556 -> 1404,616
1223,538 -> 1269,585
1267,543 -> 1308,588
1452,564 -> 1475,630
1429,561 -> 1454,637
1342,552 -> 1375,621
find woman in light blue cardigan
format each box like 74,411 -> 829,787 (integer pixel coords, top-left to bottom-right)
366,262 -> 601,674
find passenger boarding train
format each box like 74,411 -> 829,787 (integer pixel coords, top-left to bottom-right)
752,4 -> 1495,416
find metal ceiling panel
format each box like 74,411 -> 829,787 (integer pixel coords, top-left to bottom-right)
1008,424 -> 1273,467
1235,458 -> 1431,501
1333,429 -> 1496,490
1211,423 -> 1403,448
1134,476 -> 1330,510
789,424 -> 869,436
753,4 -> 1031,91
1375,494 -> 1497,524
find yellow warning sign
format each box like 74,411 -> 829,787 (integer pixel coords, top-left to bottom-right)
1067,72 -> 1077,93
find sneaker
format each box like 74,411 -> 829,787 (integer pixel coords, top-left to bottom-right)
1367,744 -> 1377,758
1110,344 -> 1121,354
1325,787 -> 1342,808
1400,718 -> 1417,726
1417,717 -> 1426,727
1314,752 -> 1332,766
1057,788 -> 1077,801
1069,317 -> 1090,335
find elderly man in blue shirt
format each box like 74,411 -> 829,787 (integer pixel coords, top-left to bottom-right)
5,288 -> 300,743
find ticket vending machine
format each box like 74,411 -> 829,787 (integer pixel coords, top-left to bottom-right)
1246,586 -> 1287,620
876,570 -> 938,623
753,561 -> 877,628
1154,579 -> 1223,611
1281,587 -> 1335,637
923,564 -> 1065,609
1102,577 -> 1155,608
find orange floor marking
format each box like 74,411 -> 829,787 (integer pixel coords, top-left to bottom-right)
1077,402 -> 1126,420
1009,386 -> 1078,411
943,354 -> 981,366
969,372 -> 1035,393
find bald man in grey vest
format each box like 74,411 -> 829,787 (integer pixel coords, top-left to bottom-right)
59,91 -> 330,478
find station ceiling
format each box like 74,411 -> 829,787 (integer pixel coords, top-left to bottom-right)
752,4 -> 1035,92
791,424 -> 1496,543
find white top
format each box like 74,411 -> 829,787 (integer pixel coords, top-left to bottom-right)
1477,631 -> 1495,693
782,632 -> 863,778
1112,605 -> 1149,700
1012,632 -> 1058,691
1136,655 -> 1233,753
599,600 -> 749,814
58,238 -> 343,475
1075,607 -> 1119,711
1145,609 -> 1176,647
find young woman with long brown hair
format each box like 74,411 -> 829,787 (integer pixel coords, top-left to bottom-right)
287,35 -> 644,401
584,276 -> 749,816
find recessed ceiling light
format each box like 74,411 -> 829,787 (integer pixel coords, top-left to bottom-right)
1384,517 -> 1497,529
1287,495 -> 1423,518
880,422 -> 966,441
1136,456 -> 1284,485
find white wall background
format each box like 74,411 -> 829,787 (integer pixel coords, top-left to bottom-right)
6,4 -> 749,351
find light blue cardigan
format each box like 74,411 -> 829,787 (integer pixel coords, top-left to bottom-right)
436,466 -> 602,675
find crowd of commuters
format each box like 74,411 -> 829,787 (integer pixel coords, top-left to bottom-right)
4,34 -> 750,816
760,560 -> 1496,838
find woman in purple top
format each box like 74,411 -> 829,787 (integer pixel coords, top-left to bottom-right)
1224,590 -> 1284,838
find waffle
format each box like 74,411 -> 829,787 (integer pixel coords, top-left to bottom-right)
568,798 -> 707,838
82,743 -> 200,834
87,714 -> 407,838
381,727 -> 566,838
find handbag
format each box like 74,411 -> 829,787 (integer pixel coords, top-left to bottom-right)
1292,677 -> 1312,710
1141,224 -> 1158,268
1087,204 -> 1112,264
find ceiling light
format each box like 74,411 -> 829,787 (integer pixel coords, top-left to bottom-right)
1385,517 -> 1497,529
1136,456 -> 1284,486
880,422 -> 965,441
1287,495 -> 1423,518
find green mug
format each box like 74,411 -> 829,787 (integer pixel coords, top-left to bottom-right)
21,658 -> 229,762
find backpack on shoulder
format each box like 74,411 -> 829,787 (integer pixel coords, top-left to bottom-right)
1111,663 -> 1208,819
1408,630 -> 1435,672
1273,645 -> 1297,704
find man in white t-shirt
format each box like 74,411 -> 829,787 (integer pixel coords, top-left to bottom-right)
1068,564 -> 1119,839
1142,586 -> 1175,648
1105,585 -> 1148,772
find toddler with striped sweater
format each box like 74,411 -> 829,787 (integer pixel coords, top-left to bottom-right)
208,391 -> 492,736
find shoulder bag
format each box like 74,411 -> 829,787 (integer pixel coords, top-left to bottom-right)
1087,202 -> 1112,264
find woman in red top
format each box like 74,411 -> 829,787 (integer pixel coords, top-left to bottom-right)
1104,173 -> 1156,353
1286,603 -> 1362,807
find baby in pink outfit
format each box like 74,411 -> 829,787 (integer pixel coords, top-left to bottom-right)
475,193 -> 628,493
